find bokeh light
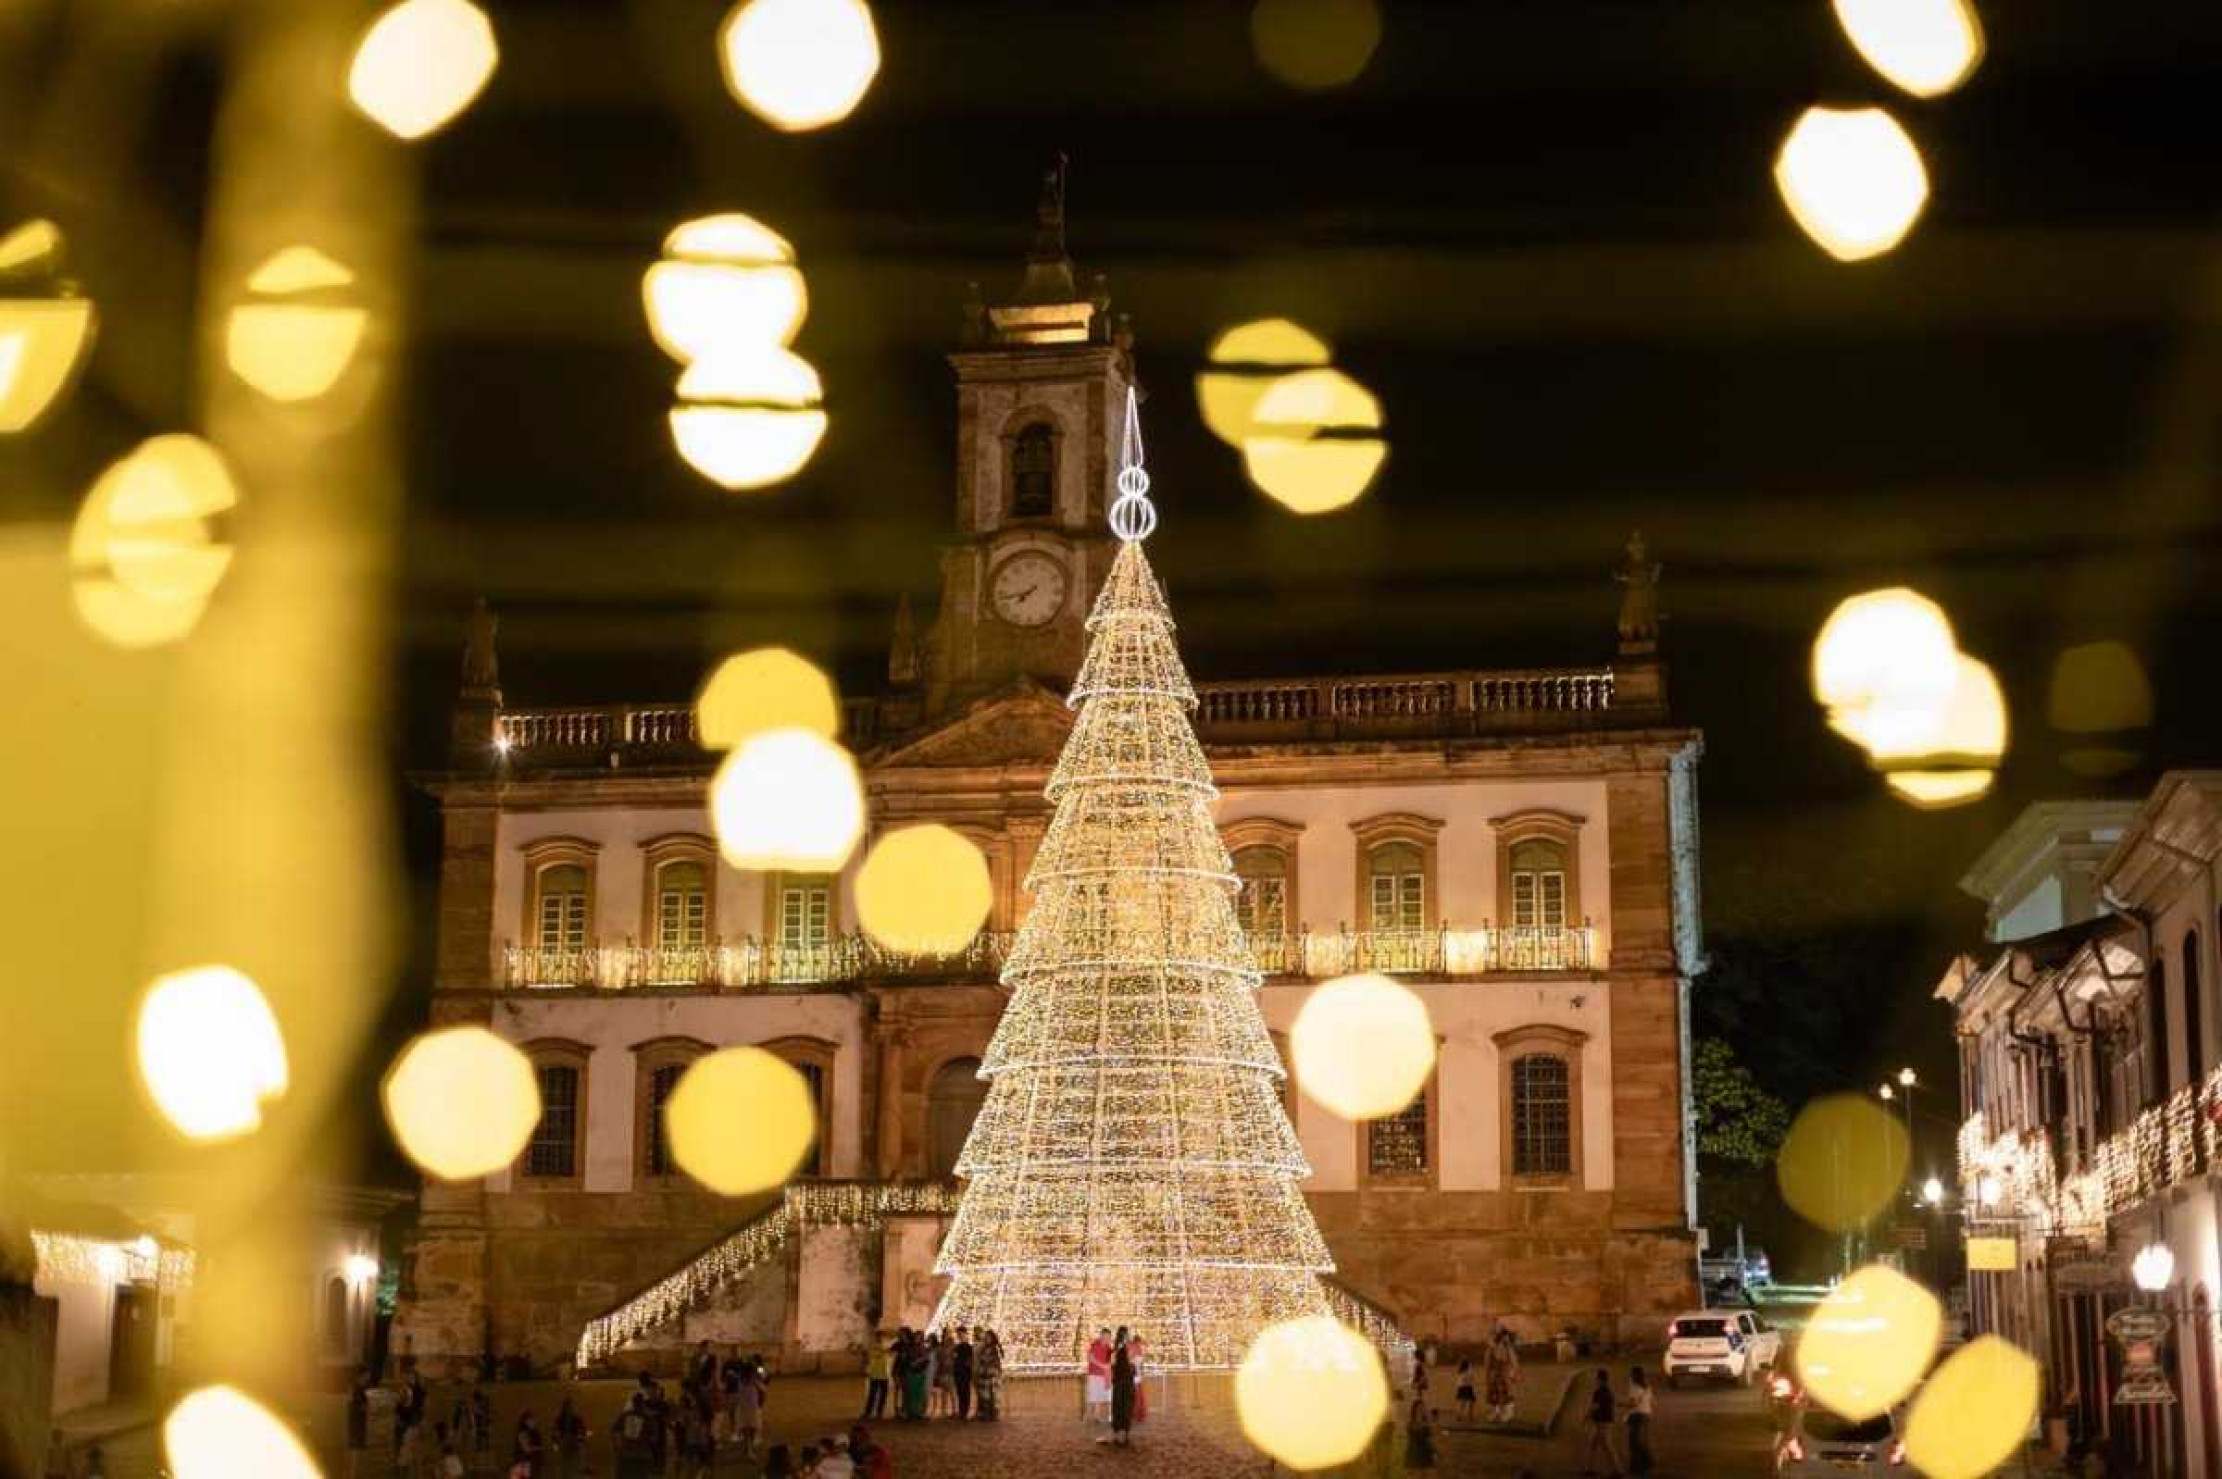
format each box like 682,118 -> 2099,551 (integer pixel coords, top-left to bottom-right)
666,1045 -> 818,1195
1870,653 -> 2008,808
1832,0 -> 1984,99
69,434 -> 239,648
1775,1093 -> 1909,1231
855,824 -> 994,954
1288,973 -> 1437,1120
1241,366 -> 1387,515
1793,1263 -> 1942,1419
643,213 -> 808,363
1774,106 -> 1930,262
711,726 -> 866,871
348,0 -> 500,141
1812,587 -> 1958,749
163,1385 -> 321,1479
225,245 -> 368,402
669,343 -> 829,490
719,0 -> 881,133
2049,640 -> 2152,778
695,646 -> 841,750
381,1026 -> 542,1180
1251,0 -> 1383,91
1196,318 -> 1333,448
0,219 -> 97,435
134,965 -> 290,1142
1903,1335 -> 2039,1479
1234,1314 -> 1389,1469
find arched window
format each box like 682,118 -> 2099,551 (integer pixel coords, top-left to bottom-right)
1508,838 -> 1569,929
657,861 -> 708,948
1367,842 -> 1425,933
322,1274 -> 350,1356
1234,847 -> 1290,945
632,1036 -> 709,1182
927,1057 -> 987,1178
1511,1055 -> 1572,1176
1010,423 -> 1055,519
2183,930 -> 2205,1084
521,1040 -> 591,1183
761,1036 -> 838,1178
534,863 -> 589,952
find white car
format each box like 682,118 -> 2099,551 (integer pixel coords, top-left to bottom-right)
1662,1309 -> 1780,1387
1776,1405 -> 1904,1473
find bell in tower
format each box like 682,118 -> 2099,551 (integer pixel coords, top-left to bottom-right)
928,158 -> 1134,718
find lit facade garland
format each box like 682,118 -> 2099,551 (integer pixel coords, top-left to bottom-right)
931,400 -> 1343,1372
575,1180 -> 961,1368
31,1229 -> 193,1294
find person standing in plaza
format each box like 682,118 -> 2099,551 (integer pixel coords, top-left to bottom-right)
861,1332 -> 892,1420
1486,1324 -> 1520,1424
345,1367 -> 373,1479
932,1331 -> 957,1417
974,1327 -> 1004,1421
1106,1327 -> 1138,1448
1084,1327 -> 1113,1424
1581,1368 -> 1622,1477
1404,1395 -> 1438,1470
1454,1358 -> 1477,1424
552,1395 -> 587,1479
899,1330 -> 929,1420
732,1355 -> 765,1461
1127,1332 -> 1149,1425
1623,1366 -> 1655,1476
951,1326 -> 975,1419
512,1408 -> 545,1477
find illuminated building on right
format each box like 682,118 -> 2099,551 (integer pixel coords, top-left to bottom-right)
1938,779 -> 2222,1475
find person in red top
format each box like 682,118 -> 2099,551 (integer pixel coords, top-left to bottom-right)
848,1424 -> 893,1479
1084,1328 -> 1114,1424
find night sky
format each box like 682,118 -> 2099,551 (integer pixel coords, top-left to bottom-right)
11,1 -> 2222,1214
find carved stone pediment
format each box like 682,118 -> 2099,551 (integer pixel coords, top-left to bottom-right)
869,680 -> 1073,770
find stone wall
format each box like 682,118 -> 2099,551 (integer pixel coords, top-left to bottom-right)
0,1283 -> 57,1479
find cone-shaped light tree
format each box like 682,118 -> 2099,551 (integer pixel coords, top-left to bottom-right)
932,390 -> 1335,1370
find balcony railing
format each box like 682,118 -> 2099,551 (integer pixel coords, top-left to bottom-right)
485,663 -> 1648,770
505,924 -> 1597,990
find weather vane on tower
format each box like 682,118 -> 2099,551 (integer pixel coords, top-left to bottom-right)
1110,385 -> 1156,543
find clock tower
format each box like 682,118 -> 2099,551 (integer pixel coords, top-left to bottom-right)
925,160 -> 1132,718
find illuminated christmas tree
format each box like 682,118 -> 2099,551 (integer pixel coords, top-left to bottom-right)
932,391 -> 1334,1370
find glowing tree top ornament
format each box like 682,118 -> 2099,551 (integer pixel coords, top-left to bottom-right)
931,387 -> 1335,1370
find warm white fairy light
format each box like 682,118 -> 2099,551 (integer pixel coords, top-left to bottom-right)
930,396 -> 1346,1372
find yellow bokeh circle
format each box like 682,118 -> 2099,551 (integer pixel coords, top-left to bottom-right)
1903,1335 -> 2039,1479
710,726 -> 866,872
855,824 -> 993,954
1241,366 -> 1388,515
381,1026 -> 542,1180
348,0 -> 499,141
695,647 -> 840,750
1195,318 -> 1333,447
1775,1093 -> 1909,1232
164,1385 -> 320,1479
667,1046 -> 818,1195
1288,973 -> 1437,1120
69,434 -> 239,649
1235,1315 -> 1389,1470
134,965 -> 289,1143
1792,1263 -> 1941,1420
1251,0 -> 1383,91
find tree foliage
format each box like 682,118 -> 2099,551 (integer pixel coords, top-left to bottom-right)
1692,1036 -> 1791,1168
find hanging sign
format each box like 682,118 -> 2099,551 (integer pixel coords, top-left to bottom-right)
2105,1307 -> 2175,1406
1966,1236 -> 2017,1271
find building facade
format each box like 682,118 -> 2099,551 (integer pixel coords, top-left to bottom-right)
393,183 -> 1706,1375
1940,780 -> 2222,1476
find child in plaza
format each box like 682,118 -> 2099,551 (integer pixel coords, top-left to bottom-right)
1455,1358 -> 1477,1423
1581,1368 -> 1622,1477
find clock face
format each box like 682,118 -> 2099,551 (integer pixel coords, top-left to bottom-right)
990,552 -> 1068,629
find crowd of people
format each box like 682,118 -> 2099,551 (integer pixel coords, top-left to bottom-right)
865,1325 -> 1004,1422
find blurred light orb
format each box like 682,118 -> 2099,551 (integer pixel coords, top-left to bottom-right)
164,1385 -> 320,1479
1289,973 -> 1437,1120
666,1046 -> 817,1194
1196,318 -> 1333,448
1794,1264 -> 1942,1420
0,219 -> 97,434
2131,1241 -> 2175,1293
1235,1315 -> 1389,1469
1775,1093 -> 1910,1232
1903,1336 -> 2039,1479
711,727 -> 865,871
381,1026 -> 541,1181
644,214 -> 808,363
1252,0 -> 1383,91
343,1252 -> 380,1286
1886,770 -> 1994,807
135,966 -> 289,1143
1774,106 -> 1929,262
1832,0 -> 1984,99
348,0 -> 499,141
719,0 -> 881,133
1811,587 -> 1957,748
855,824 -> 993,954
1241,366 -> 1387,515
226,245 -> 367,403
1867,653 -> 2007,808
2049,640 -> 2150,778
670,343 -> 828,490
696,646 -> 840,750
70,435 -> 239,648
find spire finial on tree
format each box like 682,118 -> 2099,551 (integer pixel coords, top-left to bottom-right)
1109,385 -> 1157,543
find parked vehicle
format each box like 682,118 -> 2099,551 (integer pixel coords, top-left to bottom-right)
1662,1308 -> 1781,1387
1775,1403 -> 1905,1473
1698,1247 -> 1772,1297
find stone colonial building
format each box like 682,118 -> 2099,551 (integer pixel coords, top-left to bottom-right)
392,182 -> 1706,1376
1940,781 -> 2222,1476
